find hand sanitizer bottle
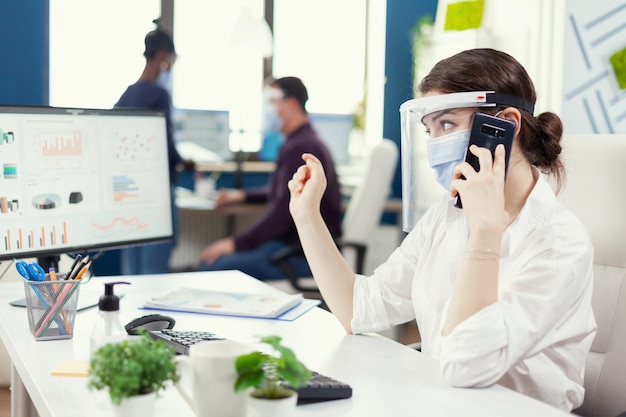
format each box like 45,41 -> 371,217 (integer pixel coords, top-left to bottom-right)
90,281 -> 131,358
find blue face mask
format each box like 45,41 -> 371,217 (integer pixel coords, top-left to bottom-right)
262,103 -> 281,134
259,103 -> 284,161
156,70 -> 173,95
426,128 -> 470,190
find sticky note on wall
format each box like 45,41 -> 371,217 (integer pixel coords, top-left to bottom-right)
610,46 -> 626,89
444,0 -> 485,31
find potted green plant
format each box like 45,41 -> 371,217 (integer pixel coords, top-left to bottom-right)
234,335 -> 311,416
87,333 -> 180,417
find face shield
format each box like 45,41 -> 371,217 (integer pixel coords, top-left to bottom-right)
399,91 -> 534,232
263,86 -> 285,103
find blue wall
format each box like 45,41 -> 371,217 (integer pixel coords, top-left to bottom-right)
0,0 -> 49,105
383,0 -> 438,202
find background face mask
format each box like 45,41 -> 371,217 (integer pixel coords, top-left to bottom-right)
259,103 -> 284,161
426,128 -> 470,190
156,70 -> 173,95
262,103 -> 281,133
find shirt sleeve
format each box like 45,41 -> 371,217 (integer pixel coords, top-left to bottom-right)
245,186 -> 270,203
233,146 -> 302,251
351,204 -> 439,333
438,220 -> 595,388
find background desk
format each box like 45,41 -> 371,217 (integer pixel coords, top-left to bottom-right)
171,156 -> 404,273
170,195 -> 403,273
0,271 -> 571,417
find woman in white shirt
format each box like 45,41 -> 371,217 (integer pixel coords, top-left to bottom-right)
287,48 -> 596,412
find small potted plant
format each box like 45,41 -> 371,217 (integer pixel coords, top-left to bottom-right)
234,335 -> 311,416
87,333 -> 180,417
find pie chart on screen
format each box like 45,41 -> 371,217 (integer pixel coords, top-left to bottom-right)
32,194 -> 62,210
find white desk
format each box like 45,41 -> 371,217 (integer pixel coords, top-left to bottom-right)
0,271 -> 571,417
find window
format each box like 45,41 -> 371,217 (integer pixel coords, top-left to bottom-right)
49,0 -> 160,109
173,0 -> 266,152
272,0 -> 367,115
50,1 -> 372,154
173,0 -> 368,153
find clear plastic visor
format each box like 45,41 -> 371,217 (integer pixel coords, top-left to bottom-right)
399,91 -> 534,232
399,92 -> 496,232
399,91 -> 497,123
263,87 -> 285,103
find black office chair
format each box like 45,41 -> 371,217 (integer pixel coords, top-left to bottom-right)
270,139 -> 399,298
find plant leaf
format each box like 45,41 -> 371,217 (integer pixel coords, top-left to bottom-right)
259,335 -> 282,348
277,362 -> 311,388
86,333 -> 179,403
234,369 -> 265,392
234,335 -> 311,394
235,352 -> 269,373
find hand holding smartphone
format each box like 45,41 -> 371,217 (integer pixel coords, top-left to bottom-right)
454,113 -> 515,208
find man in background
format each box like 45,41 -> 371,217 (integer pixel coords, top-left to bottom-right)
197,77 -> 341,281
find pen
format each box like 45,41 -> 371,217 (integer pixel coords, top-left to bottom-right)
48,267 -> 61,303
68,255 -> 89,280
66,255 -> 82,280
49,267 -> 71,335
26,279 -> 67,336
35,259 -> 90,336
49,267 -> 59,290
74,261 -> 92,281
34,278 -> 82,337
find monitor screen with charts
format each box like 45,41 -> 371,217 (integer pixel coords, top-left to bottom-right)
0,105 -> 173,262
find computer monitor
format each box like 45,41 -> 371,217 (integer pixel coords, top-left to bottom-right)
0,105 -> 173,265
309,113 -> 353,164
172,108 -> 231,162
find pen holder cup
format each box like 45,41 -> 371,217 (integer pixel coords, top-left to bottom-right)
23,274 -> 81,341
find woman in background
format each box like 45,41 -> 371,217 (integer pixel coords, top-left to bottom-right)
115,23 -> 193,274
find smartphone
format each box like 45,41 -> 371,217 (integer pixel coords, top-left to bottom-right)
454,112 -> 516,208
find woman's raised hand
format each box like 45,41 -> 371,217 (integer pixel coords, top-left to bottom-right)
288,153 -> 327,222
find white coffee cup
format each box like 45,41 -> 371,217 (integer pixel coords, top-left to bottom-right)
176,340 -> 251,417
194,176 -> 215,199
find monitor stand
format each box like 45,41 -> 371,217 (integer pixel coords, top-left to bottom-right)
37,255 -> 60,274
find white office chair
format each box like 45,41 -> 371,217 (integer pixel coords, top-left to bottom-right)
339,138 -> 399,273
557,134 -> 626,417
271,139 -> 399,294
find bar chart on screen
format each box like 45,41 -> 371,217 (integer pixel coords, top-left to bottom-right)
39,131 -> 83,157
2,222 -> 69,251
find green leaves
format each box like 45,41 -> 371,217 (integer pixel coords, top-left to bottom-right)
233,335 -> 311,399
234,351 -> 270,392
87,333 -> 180,405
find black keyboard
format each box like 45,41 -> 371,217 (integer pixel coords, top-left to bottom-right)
148,329 -> 225,354
148,329 -> 353,403
292,371 -> 353,404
